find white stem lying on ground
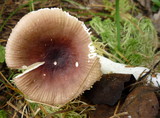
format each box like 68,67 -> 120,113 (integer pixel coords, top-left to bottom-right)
98,55 -> 160,87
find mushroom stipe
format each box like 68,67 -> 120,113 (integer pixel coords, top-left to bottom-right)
6,8 -> 102,106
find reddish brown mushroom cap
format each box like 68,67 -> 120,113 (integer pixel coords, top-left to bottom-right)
6,8 -> 102,105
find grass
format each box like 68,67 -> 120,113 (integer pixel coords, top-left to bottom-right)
115,0 -> 121,51
26,100 -> 92,118
90,0 -> 158,67
90,16 -> 158,66
0,0 -> 39,32
29,0 -> 35,11
152,0 -> 160,12
0,4 -> 26,32
0,68 -> 92,117
0,45 -> 5,63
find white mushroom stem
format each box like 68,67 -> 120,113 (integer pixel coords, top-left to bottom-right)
98,55 -> 160,87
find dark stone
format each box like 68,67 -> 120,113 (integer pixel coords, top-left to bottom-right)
84,74 -> 136,106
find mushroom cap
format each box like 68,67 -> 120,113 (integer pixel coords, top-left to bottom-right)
6,8 -> 102,106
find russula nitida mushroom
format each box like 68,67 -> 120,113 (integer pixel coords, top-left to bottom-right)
5,8 -> 102,106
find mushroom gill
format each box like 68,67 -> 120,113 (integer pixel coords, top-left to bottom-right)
5,8 -> 102,106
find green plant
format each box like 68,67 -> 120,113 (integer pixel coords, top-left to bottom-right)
90,16 -> 158,67
0,110 -> 7,118
0,45 -> 5,63
89,0 -> 158,67
152,0 -> 160,12
115,0 -> 121,50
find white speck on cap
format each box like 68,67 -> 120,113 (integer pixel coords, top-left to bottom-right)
75,62 -> 79,67
53,61 -> 57,65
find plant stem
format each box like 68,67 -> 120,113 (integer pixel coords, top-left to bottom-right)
115,0 -> 121,50
29,0 -> 35,11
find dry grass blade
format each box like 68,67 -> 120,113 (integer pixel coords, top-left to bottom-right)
109,112 -> 128,118
0,71 -> 13,88
109,101 -> 129,118
0,71 -> 21,93
0,39 -> 7,42
7,101 -> 29,118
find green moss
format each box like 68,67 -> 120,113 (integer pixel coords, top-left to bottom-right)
90,16 -> 158,66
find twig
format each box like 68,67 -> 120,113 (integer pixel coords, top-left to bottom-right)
113,101 -> 120,115
110,101 -> 129,118
0,72 -> 22,93
21,103 -> 28,118
39,104 -> 48,116
109,112 -> 128,118
7,101 -> 28,117
34,107 -> 41,116
138,59 -> 160,82
0,103 -> 8,109
12,112 -> 18,118
153,60 -> 160,70
0,39 -> 7,42
0,71 -> 14,88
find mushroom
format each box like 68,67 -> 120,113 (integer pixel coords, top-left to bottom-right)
5,8 -> 102,106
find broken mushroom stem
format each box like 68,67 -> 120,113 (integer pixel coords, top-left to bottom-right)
98,55 -> 160,87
